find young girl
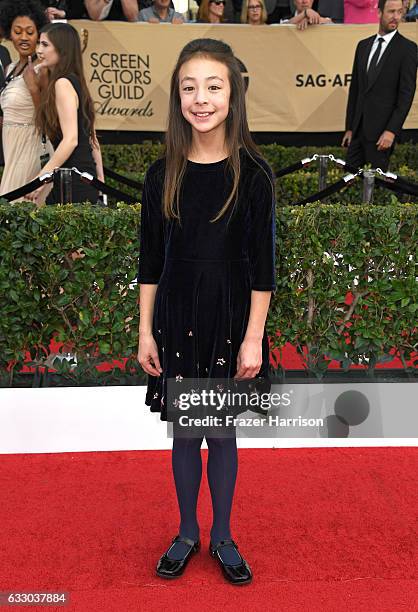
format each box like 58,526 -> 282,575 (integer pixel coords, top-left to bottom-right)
137,38 -> 276,585
28,22 -> 104,205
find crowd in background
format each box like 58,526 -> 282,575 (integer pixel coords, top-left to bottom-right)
0,2 -> 103,204
0,0 -> 417,25
0,0 -> 416,202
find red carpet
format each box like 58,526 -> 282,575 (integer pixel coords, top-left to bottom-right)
0,448 -> 417,611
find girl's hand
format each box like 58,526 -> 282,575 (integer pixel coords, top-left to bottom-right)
137,333 -> 162,376
234,337 -> 262,380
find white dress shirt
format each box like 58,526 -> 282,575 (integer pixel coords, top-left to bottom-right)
367,30 -> 397,70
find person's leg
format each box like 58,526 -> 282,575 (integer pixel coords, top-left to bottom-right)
346,132 -> 366,171
363,140 -> 393,172
206,433 -> 242,565
167,433 -> 204,560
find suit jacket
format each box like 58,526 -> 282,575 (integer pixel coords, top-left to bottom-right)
345,31 -> 417,141
318,0 -> 344,22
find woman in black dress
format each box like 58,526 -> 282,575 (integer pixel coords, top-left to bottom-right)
28,22 -> 103,205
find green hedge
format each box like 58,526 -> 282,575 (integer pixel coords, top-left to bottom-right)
271,202 -> 417,373
0,202 -> 141,385
100,141 -> 418,175
1,142 -> 416,207
0,201 -> 416,385
100,142 -> 418,207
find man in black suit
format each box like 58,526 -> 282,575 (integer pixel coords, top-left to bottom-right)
342,0 -> 417,171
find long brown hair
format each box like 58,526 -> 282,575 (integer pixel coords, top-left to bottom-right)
164,38 -> 261,223
197,0 -> 225,22
35,22 -> 95,143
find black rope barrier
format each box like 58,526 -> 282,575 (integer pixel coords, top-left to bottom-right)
2,155 -> 416,205
1,167 -> 138,204
390,175 -> 418,197
73,168 -> 137,204
275,155 -> 324,179
374,169 -> 418,197
328,157 -> 418,197
274,153 -> 418,203
0,172 -> 54,202
103,166 -> 143,190
293,172 -> 361,206
275,161 -> 303,178
375,175 -> 418,197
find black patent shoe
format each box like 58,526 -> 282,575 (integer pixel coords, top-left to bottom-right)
209,539 -> 252,585
156,535 -> 200,579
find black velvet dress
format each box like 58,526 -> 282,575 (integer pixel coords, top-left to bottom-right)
46,74 -> 99,205
137,151 -> 276,421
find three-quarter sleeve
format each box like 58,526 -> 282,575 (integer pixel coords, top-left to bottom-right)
248,163 -> 276,292
137,169 -> 165,284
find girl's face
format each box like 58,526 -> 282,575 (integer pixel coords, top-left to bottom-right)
37,33 -> 60,68
10,16 -> 38,58
208,0 -> 225,20
179,57 -> 231,136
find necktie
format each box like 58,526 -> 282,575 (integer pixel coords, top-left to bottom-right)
367,37 -> 385,83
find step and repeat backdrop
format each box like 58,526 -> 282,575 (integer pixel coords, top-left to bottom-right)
72,21 -> 418,133
4,21 -> 418,132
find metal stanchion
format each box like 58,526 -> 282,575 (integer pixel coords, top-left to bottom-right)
363,169 -> 375,204
318,155 -> 329,191
59,168 -> 73,204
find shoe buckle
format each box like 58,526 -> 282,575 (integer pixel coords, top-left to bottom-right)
173,534 -> 198,548
211,538 -> 238,555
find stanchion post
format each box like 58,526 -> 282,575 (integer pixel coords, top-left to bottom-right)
59,168 -> 73,204
363,169 -> 375,204
318,156 -> 329,191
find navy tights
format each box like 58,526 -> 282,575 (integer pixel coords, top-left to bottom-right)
166,432 -> 242,565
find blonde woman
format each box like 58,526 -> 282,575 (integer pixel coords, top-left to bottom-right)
241,0 -> 268,23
